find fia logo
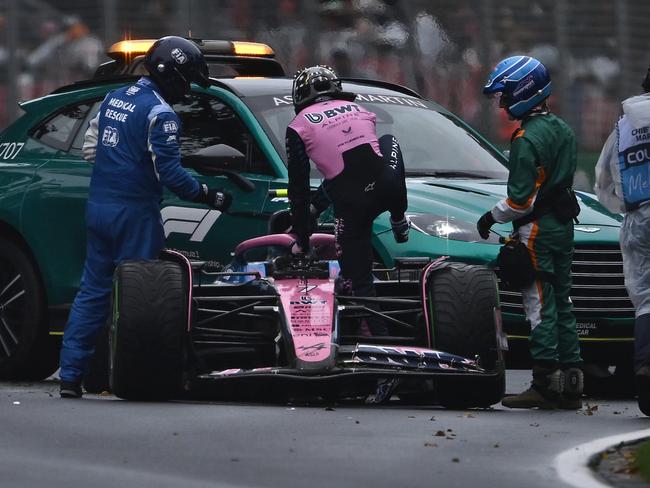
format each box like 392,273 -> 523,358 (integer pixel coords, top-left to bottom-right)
171,48 -> 187,64
101,126 -> 119,147
163,120 -> 178,133
125,86 -> 140,96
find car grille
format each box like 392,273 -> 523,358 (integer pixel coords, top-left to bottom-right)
499,244 -> 635,318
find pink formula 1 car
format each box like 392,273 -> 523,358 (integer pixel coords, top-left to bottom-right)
109,232 -> 507,408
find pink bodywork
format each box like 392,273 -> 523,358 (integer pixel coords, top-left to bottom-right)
235,233 -> 339,366
276,278 -> 335,364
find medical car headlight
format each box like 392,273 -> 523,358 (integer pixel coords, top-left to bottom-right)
408,213 -> 501,244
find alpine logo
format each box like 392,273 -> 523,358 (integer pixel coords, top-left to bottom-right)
171,48 -> 187,64
298,284 -> 318,293
101,126 -> 119,147
161,206 -> 221,242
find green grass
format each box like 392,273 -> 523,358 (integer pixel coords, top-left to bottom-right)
633,439 -> 650,481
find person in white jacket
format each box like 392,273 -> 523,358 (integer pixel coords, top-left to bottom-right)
594,68 -> 650,416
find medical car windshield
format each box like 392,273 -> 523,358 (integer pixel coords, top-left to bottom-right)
245,93 -> 509,180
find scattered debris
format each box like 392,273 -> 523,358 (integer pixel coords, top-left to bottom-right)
435,430 -> 446,437
493,443 -> 500,448
529,423 -> 539,427
12,401 -> 20,405
424,442 -> 438,448
584,404 -> 599,416
429,416 -> 436,421
452,458 -> 460,463
324,406 -> 335,411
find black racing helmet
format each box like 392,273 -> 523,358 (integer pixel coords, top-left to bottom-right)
292,65 -> 345,113
144,36 -> 210,103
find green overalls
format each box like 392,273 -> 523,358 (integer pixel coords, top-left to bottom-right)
492,112 -> 582,366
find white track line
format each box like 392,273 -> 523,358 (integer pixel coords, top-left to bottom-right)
556,428 -> 650,488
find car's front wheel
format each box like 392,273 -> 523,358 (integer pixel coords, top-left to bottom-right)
110,260 -> 188,400
427,263 -> 505,408
0,237 -> 59,380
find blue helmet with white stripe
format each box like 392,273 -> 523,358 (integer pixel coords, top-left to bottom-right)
483,55 -> 551,119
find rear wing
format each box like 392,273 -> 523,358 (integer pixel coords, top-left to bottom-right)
94,38 -> 285,79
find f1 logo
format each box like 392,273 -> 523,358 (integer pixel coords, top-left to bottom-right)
161,206 -> 221,242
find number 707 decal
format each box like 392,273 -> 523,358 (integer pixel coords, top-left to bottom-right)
0,142 -> 25,160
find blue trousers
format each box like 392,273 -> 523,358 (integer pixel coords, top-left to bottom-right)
59,200 -> 165,383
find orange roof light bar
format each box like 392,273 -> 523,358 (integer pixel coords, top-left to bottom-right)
107,39 -> 275,61
108,39 -> 156,57
231,41 -> 274,57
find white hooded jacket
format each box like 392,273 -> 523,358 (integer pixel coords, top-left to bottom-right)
595,93 -> 650,316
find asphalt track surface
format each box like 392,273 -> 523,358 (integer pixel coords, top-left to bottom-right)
1,370 -> 648,488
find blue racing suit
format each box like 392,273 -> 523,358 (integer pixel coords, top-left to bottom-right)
59,77 -> 201,383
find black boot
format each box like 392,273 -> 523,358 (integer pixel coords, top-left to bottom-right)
502,364 -> 561,409
60,380 -> 83,399
559,365 -> 584,410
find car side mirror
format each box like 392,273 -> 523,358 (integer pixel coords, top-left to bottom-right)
183,144 -> 255,192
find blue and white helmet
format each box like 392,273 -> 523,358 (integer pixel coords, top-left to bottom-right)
483,55 -> 551,119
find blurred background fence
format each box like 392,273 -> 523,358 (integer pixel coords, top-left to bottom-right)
2,0 -> 649,189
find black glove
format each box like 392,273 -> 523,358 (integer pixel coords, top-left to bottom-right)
477,211 -> 496,240
194,184 -> 232,211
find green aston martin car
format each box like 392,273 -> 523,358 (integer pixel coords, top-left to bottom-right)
0,39 -> 632,386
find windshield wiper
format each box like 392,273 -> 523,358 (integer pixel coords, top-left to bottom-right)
405,170 -> 490,179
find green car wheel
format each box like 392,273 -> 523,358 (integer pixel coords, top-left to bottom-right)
0,237 -> 59,380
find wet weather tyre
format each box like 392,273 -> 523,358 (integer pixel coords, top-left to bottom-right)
0,237 -> 59,380
427,263 -> 505,408
110,260 -> 188,400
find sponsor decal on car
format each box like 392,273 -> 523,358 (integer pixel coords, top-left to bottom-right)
0,142 -> 24,160
161,206 -> 221,242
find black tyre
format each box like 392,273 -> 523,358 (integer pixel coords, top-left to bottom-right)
0,237 -> 59,380
427,263 -> 505,408
110,260 -> 188,400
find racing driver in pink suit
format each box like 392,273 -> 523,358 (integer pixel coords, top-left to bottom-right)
286,65 -> 409,335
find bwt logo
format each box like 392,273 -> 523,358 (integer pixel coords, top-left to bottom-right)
161,206 -> 222,242
304,104 -> 361,124
171,48 -> 187,64
101,126 -> 119,147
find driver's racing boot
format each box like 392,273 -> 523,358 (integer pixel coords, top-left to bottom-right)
502,365 -> 561,409
558,365 -> 584,410
390,216 -> 410,243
